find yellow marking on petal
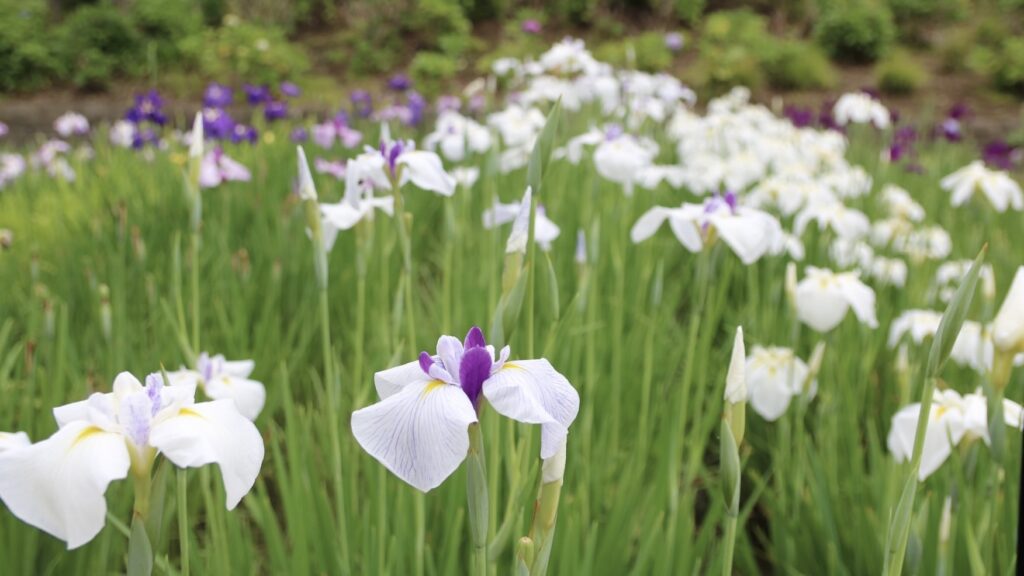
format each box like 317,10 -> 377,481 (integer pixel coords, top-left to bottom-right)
70,426 -> 104,450
421,380 -> 447,398
932,405 -> 949,420
502,363 -> 526,371
178,407 -> 206,419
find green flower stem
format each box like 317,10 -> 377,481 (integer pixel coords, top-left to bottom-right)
177,469 -> 190,576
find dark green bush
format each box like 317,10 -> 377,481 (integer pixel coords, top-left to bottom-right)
675,0 -> 706,26
132,0 -> 203,64
994,37 -> 1024,95
0,0 -> 61,91
55,3 -> 142,89
690,10 -> 772,92
875,49 -> 928,94
763,39 -> 836,90
815,2 -> 895,64
179,20 -> 309,85
410,51 -> 459,97
405,0 -> 473,58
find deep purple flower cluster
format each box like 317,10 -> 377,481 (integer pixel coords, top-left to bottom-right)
123,90 -> 168,149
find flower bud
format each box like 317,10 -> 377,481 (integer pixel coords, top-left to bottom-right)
542,443 -> 566,485
993,266 -> 1024,355
785,262 -> 798,310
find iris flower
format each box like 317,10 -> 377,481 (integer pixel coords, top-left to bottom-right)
888,389 -> 1023,480
0,372 -> 263,549
941,160 -> 1023,212
483,188 -> 561,251
794,267 -> 878,332
200,148 -> 251,189
168,352 -> 267,421
630,192 -> 784,265
745,346 -> 817,421
352,326 -> 579,492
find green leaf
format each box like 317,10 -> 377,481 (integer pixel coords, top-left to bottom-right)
526,100 -> 563,197
145,460 -> 169,549
500,266 -> 529,342
926,245 -> 987,378
539,252 -> 560,323
128,515 -> 154,576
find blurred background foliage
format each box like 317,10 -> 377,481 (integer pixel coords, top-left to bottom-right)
0,0 -> 1022,99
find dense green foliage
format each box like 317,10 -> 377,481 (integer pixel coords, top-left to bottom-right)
876,49 -> 929,94
815,1 -> 896,64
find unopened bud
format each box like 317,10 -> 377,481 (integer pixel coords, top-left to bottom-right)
785,262 -> 798,310
542,443 -> 567,485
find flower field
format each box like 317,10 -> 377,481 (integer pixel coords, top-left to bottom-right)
0,37 -> 1023,575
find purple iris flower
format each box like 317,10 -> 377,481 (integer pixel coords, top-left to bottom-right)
131,128 -> 159,150
938,118 -> 962,142
244,84 -> 271,105
291,127 -> 309,143
417,326 -> 493,408
818,101 -> 843,132
230,123 -> 258,144
437,95 -> 461,113
203,83 -> 233,108
468,94 -> 485,115
887,126 -> 918,163
982,141 -> 1020,170
264,101 -> 288,121
125,90 -> 166,125
388,74 -> 412,92
665,32 -> 684,52
280,81 -> 301,98
784,105 -> 815,128
521,19 -> 542,34
407,91 -> 426,127
351,90 -> 373,118
949,103 -> 969,120
202,107 -> 236,140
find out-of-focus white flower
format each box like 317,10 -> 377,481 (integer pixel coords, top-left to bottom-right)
488,105 -> 546,149
109,121 -> 136,148
870,256 -> 908,287
631,193 -> 783,265
0,153 -> 26,189
483,189 -> 560,251
888,310 -> 943,347
888,388 -> 1022,480
941,161 -> 1023,212
933,260 -> 995,304
452,166 -> 480,189
168,352 -> 267,421
593,133 -> 657,195
795,267 -> 878,332
424,111 -> 492,162
54,112 -> 90,137
745,346 -> 817,421
795,200 -> 870,240
200,148 -> 251,188
881,184 -> 925,222
833,92 -> 890,128
993,267 -> 1024,354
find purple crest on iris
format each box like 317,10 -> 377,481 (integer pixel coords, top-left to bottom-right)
388,74 -> 412,92
291,127 -> 309,143
280,81 -> 301,98
417,326 -> 495,408
604,123 -> 623,141
521,19 -> 542,34
244,84 -> 271,106
938,118 -> 962,142
264,101 -> 288,121
203,82 -> 233,108
350,90 -> 373,118
380,139 -> 405,178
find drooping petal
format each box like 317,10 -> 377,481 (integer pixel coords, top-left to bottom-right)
203,375 -> 267,421
398,151 -> 456,196
838,275 -> 878,328
351,380 -> 477,492
149,400 -> 265,509
710,213 -> 770,265
795,278 -> 849,333
53,392 -> 117,430
630,206 -> 673,243
0,421 -> 130,549
483,359 -> 579,458
374,360 -> 433,399
222,359 -> 256,379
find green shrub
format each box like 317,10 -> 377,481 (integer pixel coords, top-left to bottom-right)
55,3 -> 142,90
410,51 -> 459,97
994,37 -> 1024,95
404,0 -> 472,58
0,0 -> 61,92
763,39 -> 836,90
132,0 -> 203,64
675,0 -> 706,26
875,50 -> 928,94
178,19 -> 310,85
690,10 -> 772,92
594,32 -> 673,72
815,2 -> 895,64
